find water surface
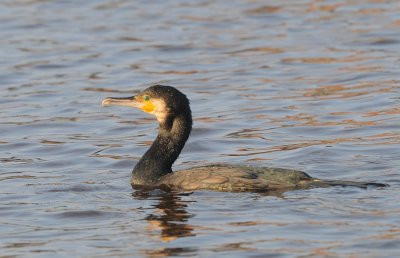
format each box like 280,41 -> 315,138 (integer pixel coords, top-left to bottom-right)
1,0 -> 400,257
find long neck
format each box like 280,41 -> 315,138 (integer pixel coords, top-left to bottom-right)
132,112 -> 192,185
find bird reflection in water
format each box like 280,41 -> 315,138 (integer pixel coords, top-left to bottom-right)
132,186 -> 195,242
132,186 -> 198,256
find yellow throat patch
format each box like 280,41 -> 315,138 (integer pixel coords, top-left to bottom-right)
141,100 -> 155,113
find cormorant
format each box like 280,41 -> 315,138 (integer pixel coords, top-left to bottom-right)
102,85 -> 386,192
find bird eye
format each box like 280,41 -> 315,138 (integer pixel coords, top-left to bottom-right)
144,95 -> 150,101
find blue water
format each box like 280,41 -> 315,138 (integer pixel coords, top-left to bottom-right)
1,1 -> 400,257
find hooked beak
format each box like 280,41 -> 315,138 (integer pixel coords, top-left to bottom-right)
102,96 -> 139,108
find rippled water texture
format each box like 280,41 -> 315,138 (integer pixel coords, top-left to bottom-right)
1,0 -> 400,257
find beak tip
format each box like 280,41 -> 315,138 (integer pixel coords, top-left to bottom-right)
102,98 -> 111,107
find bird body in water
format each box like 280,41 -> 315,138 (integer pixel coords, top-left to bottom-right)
102,85 -> 386,192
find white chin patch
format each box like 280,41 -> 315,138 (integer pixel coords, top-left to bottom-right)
151,99 -> 168,123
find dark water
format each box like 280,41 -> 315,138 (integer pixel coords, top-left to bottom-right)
1,0 -> 400,257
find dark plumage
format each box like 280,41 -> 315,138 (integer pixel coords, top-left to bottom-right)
102,85 -> 387,192
132,86 -> 192,184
